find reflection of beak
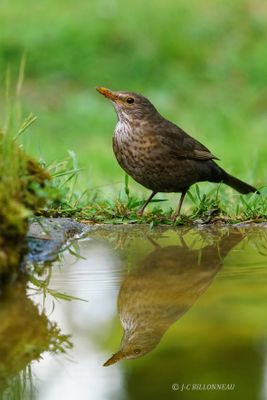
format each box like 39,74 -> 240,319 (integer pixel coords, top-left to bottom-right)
103,350 -> 124,367
96,87 -> 119,101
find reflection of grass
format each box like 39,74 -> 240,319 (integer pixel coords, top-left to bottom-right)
27,238 -> 88,303
3,365 -> 35,400
0,281 -> 73,397
0,238 -> 90,397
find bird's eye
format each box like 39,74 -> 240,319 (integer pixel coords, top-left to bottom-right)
134,348 -> 141,355
126,97 -> 135,104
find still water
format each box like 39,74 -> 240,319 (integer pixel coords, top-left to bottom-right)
1,225 -> 267,400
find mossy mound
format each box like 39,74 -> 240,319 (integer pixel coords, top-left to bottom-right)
0,132 -> 51,275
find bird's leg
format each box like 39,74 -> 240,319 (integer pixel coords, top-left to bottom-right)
172,190 -> 187,221
137,191 -> 157,217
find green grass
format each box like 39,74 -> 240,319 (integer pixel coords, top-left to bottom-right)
0,0 -> 267,222
36,164 -> 267,225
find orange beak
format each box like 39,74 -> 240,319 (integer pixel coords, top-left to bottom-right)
103,350 -> 124,367
96,87 -> 119,101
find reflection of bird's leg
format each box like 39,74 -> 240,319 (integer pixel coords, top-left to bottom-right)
146,235 -> 161,249
172,189 -> 188,221
175,227 -> 191,248
137,191 -> 157,216
179,235 -> 188,249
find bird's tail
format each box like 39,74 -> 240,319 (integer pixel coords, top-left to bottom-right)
222,172 -> 258,194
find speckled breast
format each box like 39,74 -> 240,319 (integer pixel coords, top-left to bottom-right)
112,124 -> 166,191
112,124 -> 205,193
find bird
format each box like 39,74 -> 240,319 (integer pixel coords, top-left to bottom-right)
103,228 -> 244,366
96,87 -> 258,220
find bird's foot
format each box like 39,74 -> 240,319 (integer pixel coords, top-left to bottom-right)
171,214 -> 179,222
136,209 -> 144,217
171,212 -> 182,223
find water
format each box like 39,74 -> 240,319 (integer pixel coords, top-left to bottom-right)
1,224 -> 267,400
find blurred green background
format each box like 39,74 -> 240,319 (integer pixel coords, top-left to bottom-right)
0,0 -> 266,198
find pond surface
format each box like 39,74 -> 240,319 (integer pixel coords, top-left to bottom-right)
1,224 -> 267,400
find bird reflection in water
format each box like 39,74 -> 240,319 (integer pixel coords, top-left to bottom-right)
103,228 -> 243,366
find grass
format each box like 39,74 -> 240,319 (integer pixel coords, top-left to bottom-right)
36,161 -> 267,225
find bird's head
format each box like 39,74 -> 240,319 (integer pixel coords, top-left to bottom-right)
103,326 -> 162,366
96,87 -> 158,122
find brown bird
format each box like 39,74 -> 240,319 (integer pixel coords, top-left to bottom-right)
96,87 -> 258,220
103,228 -> 244,366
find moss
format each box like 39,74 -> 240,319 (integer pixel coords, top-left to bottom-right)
0,132 -> 51,275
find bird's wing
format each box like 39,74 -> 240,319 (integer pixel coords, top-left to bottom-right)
156,123 -> 219,161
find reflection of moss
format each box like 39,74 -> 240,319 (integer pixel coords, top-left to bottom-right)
0,132 -> 51,275
0,280 -> 72,394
